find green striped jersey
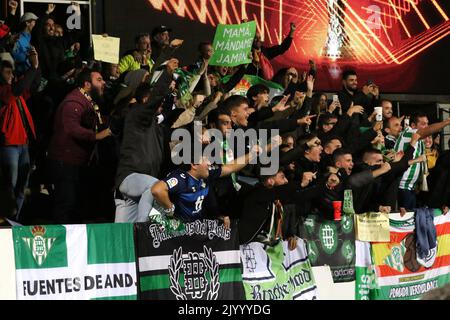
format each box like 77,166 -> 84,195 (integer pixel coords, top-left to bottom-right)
394,127 -> 425,190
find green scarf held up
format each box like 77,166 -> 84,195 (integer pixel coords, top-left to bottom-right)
174,68 -> 201,107
343,189 -> 356,215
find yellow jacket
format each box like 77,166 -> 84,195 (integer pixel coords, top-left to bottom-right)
426,148 -> 438,170
118,54 -> 153,74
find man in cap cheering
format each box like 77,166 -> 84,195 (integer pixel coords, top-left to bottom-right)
11,11 -> 38,75
151,25 -> 172,62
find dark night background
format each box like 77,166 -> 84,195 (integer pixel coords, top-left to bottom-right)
2,0 -> 448,94
103,0 -> 450,95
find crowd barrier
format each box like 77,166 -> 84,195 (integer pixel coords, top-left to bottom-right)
0,210 -> 448,300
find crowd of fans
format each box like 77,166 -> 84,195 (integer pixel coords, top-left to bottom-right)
1,2 -> 450,247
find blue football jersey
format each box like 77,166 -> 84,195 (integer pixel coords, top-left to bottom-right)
163,166 -> 222,222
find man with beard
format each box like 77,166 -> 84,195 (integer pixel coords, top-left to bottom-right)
33,3 -> 80,83
47,69 -> 111,223
150,25 -> 172,62
381,100 -> 394,120
337,69 -> 379,115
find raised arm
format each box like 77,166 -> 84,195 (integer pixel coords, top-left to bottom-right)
220,147 -> 255,177
5,1 -> 19,32
220,64 -> 247,93
221,136 -> 281,177
263,23 -> 295,60
12,47 -> 40,97
417,118 -> 450,139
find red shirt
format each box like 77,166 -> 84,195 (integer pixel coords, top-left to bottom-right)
48,89 -> 97,166
0,84 -> 35,146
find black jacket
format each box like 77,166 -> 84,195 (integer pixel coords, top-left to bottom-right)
246,36 -> 293,77
337,88 -> 377,127
115,71 -> 172,187
238,183 -> 315,244
350,146 -> 415,212
280,151 -> 322,181
318,153 -> 334,172
427,150 -> 450,209
316,113 -> 351,143
279,153 -> 328,218
4,12 -> 19,33
218,64 -> 247,94
337,88 -> 378,114
231,114 -> 299,161
32,14 -> 79,81
346,126 -> 378,157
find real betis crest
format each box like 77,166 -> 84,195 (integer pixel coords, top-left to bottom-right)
230,78 -> 251,96
384,245 -> 405,272
168,246 -> 220,300
22,226 -> 56,266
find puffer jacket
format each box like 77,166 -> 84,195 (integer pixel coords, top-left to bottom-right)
0,68 -> 40,145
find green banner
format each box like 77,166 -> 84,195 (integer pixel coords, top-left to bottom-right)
240,239 -> 317,300
301,214 -> 356,283
209,21 -> 256,67
13,224 -> 137,300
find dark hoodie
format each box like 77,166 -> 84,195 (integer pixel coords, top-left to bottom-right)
115,69 -> 173,188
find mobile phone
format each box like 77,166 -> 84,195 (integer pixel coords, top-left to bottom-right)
332,95 -> 339,103
404,117 -> 410,127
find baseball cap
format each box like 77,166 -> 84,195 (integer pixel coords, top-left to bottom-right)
151,25 -> 172,38
0,52 -> 15,70
20,12 -> 38,23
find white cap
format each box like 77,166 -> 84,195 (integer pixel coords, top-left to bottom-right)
20,12 -> 38,23
0,52 -> 15,70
